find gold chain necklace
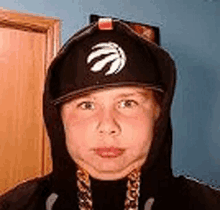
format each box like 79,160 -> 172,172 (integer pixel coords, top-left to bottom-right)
76,167 -> 141,210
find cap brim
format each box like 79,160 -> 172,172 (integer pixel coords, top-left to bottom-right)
51,82 -> 164,105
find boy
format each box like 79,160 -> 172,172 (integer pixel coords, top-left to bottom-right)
0,18 -> 219,210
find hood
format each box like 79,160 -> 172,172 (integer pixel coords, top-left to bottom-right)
43,18 -> 176,204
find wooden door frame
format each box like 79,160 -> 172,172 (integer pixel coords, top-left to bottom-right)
0,8 -> 61,175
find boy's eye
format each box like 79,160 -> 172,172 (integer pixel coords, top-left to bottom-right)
77,101 -> 95,110
118,100 -> 138,109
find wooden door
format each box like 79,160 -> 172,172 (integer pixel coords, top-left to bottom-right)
0,9 -> 60,194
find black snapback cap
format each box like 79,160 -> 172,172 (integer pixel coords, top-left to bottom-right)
49,18 -> 164,105
90,14 -> 160,46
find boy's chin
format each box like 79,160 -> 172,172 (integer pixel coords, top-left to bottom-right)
75,158 -> 144,181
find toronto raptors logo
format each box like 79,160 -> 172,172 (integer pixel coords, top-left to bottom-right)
87,42 -> 126,76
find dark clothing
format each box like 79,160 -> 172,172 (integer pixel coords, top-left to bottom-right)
1,18 -> 220,209
0,174 -> 220,210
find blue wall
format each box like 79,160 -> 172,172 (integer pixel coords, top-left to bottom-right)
1,0 -> 220,187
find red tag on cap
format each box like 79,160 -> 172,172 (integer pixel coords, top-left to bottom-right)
98,18 -> 113,30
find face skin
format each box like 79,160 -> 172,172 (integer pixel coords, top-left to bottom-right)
61,86 -> 160,180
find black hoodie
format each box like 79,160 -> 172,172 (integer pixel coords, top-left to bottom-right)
0,18 -> 220,210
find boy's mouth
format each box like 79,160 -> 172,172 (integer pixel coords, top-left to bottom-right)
94,147 -> 125,158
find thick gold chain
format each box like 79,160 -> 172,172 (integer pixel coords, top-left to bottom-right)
125,168 -> 141,210
76,167 -> 141,210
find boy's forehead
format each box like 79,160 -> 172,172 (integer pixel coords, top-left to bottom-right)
64,86 -> 154,102
87,86 -> 152,96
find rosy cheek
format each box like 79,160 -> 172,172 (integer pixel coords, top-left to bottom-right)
64,113 -> 75,126
64,111 -> 90,125
65,113 -> 99,139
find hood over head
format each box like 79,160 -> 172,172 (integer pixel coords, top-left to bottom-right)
43,18 -> 176,201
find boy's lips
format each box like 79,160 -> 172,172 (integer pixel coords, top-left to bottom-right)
94,147 -> 125,158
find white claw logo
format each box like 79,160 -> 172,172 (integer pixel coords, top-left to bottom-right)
87,42 -> 126,75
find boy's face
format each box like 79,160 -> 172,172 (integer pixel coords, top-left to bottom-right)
61,86 -> 160,180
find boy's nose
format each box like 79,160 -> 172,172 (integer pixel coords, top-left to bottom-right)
97,108 -> 121,136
